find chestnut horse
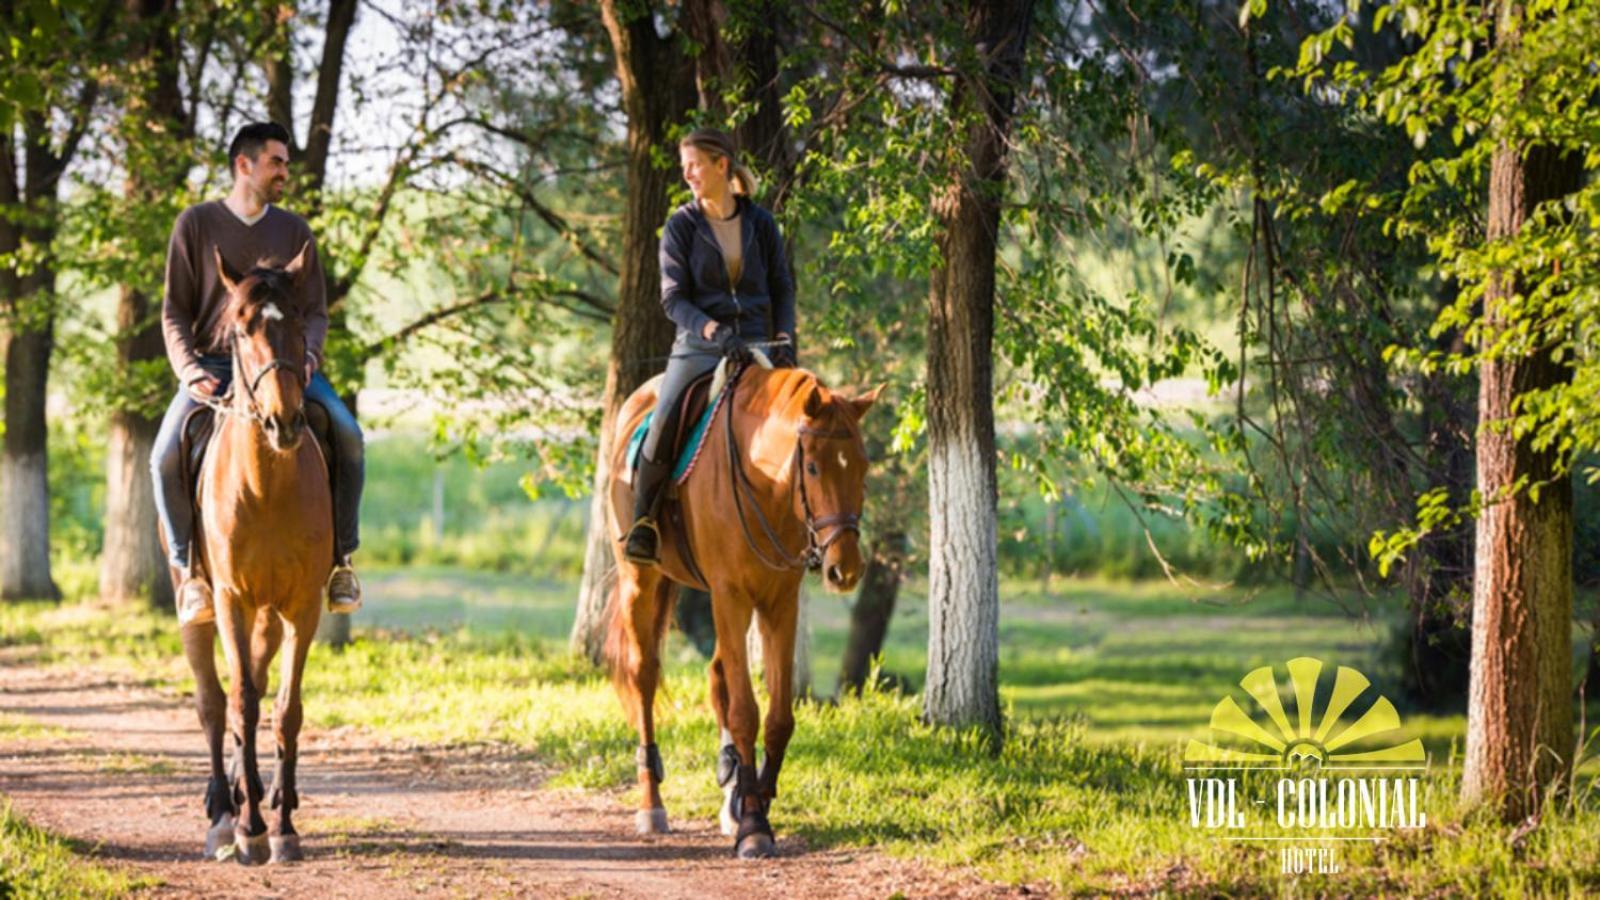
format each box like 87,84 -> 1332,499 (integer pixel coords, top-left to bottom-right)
606,364 -> 879,858
175,246 -> 333,865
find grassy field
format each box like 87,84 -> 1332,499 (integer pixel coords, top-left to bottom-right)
4,571 -> 1600,894
0,801 -> 156,898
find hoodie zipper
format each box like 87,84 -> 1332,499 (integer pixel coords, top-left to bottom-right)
694,200 -> 743,326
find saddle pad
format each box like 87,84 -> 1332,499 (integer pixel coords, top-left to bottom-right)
627,397 -> 719,484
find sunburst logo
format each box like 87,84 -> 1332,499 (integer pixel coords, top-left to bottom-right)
1185,657 -> 1425,767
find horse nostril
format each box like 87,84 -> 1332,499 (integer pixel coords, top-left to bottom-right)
828,564 -> 843,584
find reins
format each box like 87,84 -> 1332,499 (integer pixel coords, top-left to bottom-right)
723,367 -> 863,572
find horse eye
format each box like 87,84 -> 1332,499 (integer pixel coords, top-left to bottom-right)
806,460 -> 819,477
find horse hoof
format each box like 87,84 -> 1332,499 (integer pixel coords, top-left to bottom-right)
719,785 -> 738,837
234,831 -> 270,866
634,807 -> 670,834
269,834 -> 303,864
204,815 -> 236,860
736,832 -> 776,860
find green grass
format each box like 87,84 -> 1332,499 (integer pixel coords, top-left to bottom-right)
4,574 -> 1600,893
0,802 -> 156,898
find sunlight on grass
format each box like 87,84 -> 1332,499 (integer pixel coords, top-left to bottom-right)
5,576 -> 1600,893
0,801 -> 157,898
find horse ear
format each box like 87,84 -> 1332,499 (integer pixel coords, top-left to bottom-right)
213,247 -> 242,296
803,387 -> 826,418
283,242 -> 311,287
846,383 -> 885,421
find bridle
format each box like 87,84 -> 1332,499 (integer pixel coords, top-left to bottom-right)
726,383 -> 864,572
194,320 -> 307,426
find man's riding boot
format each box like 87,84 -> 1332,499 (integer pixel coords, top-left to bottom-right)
176,567 -> 215,628
327,557 -> 363,614
624,454 -> 674,566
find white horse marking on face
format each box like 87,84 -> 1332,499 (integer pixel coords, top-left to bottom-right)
837,451 -> 848,469
261,303 -> 284,321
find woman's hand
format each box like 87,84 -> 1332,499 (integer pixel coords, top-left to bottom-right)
702,320 -> 720,341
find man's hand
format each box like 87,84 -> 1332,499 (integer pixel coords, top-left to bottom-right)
701,320 -> 720,341
187,375 -> 221,402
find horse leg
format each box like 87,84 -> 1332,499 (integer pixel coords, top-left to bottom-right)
708,643 -> 741,837
756,596 -> 799,826
268,613 -> 314,863
612,567 -> 673,834
217,592 -> 269,865
181,621 -> 235,859
708,592 -> 771,858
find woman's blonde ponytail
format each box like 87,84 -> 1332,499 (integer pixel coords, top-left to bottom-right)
730,161 -> 759,197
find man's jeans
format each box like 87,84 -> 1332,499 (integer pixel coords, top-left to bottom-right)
149,355 -> 364,570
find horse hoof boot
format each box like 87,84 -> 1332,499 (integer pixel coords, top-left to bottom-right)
634,807 -> 670,834
269,834 -> 303,864
735,831 -> 776,860
204,814 -> 235,860
234,830 -> 270,866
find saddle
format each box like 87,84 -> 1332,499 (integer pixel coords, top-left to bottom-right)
621,371 -> 736,590
180,401 -> 336,499
625,372 -> 719,489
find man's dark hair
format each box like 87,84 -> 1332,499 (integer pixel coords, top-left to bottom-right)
227,122 -> 292,175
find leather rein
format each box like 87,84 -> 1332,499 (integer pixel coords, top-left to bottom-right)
724,371 -> 862,572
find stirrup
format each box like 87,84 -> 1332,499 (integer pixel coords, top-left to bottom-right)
177,574 -> 215,628
624,517 -> 661,565
326,564 -> 363,614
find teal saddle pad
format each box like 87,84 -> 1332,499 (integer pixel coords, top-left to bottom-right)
626,398 -> 719,482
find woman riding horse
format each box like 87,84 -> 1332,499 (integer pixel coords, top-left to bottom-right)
622,128 -> 797,565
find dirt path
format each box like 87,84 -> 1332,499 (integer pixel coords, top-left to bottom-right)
0,661 -> 1028,898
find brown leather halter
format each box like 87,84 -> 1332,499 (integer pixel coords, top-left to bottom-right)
725,380 -> 863,572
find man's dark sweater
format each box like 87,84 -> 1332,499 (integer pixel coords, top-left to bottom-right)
162,200 -> 328,386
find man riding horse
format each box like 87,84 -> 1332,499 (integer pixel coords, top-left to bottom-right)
151,121 -> 365,627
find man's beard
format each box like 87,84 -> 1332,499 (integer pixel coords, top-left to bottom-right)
260,179 -> 286,203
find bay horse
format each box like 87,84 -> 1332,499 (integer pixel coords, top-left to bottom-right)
606,363 -> 880,858
175,246 -> 333,865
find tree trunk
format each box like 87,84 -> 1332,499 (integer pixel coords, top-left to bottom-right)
570,0 -> 697,661
102,0 -> 184,610
0,120 -> 65,602
100,404 -> 169,608
840,532 -> 906,695
1461,138 -> 1583,820
921,0 -> 1034,746
0,322 -> 58,602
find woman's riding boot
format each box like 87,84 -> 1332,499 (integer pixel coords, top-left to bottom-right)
625,454 -> 673,565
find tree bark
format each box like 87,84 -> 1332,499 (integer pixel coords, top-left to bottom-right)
840,532 -> 906,695
0,114 -> 72,602
1461,137 -> 1583,820
301,0 -> 357,205
921,0 -> 1033,746
570,0 -> 697,661
101,0 -> 185,610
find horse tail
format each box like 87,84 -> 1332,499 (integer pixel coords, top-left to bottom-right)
603,575 -> 676,729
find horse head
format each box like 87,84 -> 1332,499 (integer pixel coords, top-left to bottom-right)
214,244 -> 312,453
793,381 -> 883,593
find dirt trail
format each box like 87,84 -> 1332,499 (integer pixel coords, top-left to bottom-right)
0,660 -> 1030,898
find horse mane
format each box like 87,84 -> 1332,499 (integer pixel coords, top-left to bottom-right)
747,367 -> 861,439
